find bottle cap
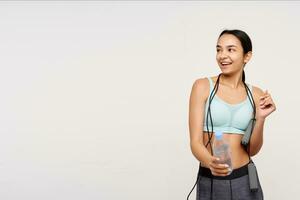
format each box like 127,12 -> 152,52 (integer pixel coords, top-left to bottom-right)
215,130 -> 223,140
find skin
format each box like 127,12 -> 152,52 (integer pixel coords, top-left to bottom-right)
189,34 -> 276,176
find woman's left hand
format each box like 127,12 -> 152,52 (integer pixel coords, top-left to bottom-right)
256,90 -> 276,120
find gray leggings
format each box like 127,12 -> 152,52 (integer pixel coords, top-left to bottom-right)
196,162 -> 264,200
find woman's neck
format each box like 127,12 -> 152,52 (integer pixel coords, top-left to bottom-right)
219,73 -> 244,89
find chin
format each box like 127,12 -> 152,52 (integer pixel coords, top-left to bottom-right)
219,68 -> 230,73
219,69 -> 233,76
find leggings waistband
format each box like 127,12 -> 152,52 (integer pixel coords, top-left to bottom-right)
199,160 -> 252,180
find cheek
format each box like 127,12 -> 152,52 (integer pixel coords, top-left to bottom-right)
232,55 -> 245,64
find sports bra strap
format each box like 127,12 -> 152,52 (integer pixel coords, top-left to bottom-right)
207,77 -> 214,93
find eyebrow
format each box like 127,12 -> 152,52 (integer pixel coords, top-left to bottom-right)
216,45 -> 237,48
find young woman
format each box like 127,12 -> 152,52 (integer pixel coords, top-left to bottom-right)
187,29 -> 276,200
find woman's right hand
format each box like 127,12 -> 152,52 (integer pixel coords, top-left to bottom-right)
208,156 -> 232,176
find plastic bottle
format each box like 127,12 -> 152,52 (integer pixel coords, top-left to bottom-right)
213,130 -> 232,175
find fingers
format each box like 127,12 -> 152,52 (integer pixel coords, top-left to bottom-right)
259,90 -> 274,105
211,156 -> 220,164
260,99 -> 274,109
209,157 -> 232,176
210,165 -> 231,176
259,91 -> 276,110
211,162 -> 228,169
259,90 -> 270,100
260,96 -> 271,107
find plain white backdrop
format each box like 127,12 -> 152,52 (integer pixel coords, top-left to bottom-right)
0,1 -> 298,199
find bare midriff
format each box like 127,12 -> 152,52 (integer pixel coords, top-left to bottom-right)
202,131 -> 250,169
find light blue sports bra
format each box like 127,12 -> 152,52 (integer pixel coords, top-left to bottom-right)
203,77 -> 254,135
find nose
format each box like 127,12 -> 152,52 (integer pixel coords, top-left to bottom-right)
219,51 -> 229,59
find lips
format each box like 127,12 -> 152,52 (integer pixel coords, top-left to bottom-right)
220,62 -> 232,67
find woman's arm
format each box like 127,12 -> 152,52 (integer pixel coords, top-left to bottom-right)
188,78 -> 212,165
189,78 -> 231,176
249,117 -> 265,156
249,86 -> 276,156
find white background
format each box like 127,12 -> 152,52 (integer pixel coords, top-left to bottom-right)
0,1 -> 298,199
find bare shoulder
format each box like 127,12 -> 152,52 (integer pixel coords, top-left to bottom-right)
190,77 -> 210,102
192,77 -> 209,90
192,77 -> 209,95
251,84 -> 265,103
252,85 -> 264,96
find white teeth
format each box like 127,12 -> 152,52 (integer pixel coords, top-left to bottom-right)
221,62 -> 231,65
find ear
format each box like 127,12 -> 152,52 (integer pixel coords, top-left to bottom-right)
244,51 -> 252,64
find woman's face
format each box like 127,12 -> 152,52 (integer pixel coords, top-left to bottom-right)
216,34 -> 250,75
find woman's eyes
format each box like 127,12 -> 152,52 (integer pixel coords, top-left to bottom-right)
216,48 -> 235,52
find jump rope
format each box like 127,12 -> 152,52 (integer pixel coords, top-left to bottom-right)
186,73 -> 257,200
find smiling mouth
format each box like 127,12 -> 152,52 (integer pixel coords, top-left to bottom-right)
220,62 -> 232,67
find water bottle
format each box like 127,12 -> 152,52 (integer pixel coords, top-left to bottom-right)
213,130 -> 232,175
